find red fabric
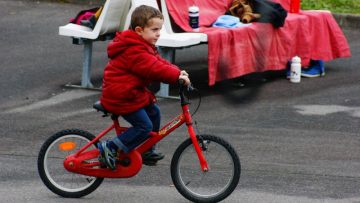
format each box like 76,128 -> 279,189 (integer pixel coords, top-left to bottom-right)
166,0 -> 233,31
298,11 -> 351,61
274,0 -> 351,61
165,0 -> 351,85
101,30 -> 181,115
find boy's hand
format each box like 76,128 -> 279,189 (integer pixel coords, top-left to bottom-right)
180,70 -> 189,77
179,73 -> 191,86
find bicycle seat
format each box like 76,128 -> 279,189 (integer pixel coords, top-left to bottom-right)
93,101 -> 110,116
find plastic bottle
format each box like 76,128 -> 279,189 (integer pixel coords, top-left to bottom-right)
290,0 -> 300,13
189,6 -> 199,32
290,56 -> 301,83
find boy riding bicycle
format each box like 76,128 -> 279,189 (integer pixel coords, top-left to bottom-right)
97,5 -> 190,170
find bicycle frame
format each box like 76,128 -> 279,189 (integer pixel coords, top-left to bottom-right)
63,90 -> 209,178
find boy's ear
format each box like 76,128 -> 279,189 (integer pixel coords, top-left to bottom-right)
134,26 -> 143,34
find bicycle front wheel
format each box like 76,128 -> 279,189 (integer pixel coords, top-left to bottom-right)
171,134 -> 241,203
37,129 -> 104,198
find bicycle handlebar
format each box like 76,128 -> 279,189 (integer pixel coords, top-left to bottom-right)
179,79 -> 194,90
178,79 -> 192,106
178,80 -> 201,116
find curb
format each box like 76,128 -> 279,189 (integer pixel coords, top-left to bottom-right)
333,13 -> 360,30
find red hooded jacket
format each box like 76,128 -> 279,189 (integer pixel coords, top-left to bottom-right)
100,30 -> 181,115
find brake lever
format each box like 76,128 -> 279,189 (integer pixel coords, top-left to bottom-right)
179,79 -> 196,92
187,83 -> 194,91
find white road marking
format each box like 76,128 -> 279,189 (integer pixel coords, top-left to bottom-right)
5,90 -> 98,114
294,105 -> 360,118
54,108 -> 95,120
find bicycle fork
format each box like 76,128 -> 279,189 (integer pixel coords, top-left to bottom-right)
182,105 -> 209,172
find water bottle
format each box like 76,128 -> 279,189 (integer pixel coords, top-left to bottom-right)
290,56 -> 301,83
290,0 -> 300,13
189,6 -> 199,32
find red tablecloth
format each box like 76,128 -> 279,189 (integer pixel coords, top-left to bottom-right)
165,0 -> 351,85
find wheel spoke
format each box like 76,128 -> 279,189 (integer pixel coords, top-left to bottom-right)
38,130 -> 103,198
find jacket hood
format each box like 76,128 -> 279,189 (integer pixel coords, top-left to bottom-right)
107,30 -> 156,59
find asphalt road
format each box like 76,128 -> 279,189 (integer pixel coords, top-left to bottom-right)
1,0 -> 360,202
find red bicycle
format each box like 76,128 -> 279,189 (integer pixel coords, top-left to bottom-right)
37,83 -> 241,203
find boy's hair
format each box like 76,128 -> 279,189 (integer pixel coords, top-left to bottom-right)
130,5 -> 164,30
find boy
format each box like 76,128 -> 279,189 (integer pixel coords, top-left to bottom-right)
97,5 -> 190,170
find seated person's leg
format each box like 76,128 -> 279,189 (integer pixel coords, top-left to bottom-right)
113,108 -> 153,153
98,107 -> 153,169
142,104 -> 165,165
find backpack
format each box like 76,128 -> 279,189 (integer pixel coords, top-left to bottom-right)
69,7 -> 103,29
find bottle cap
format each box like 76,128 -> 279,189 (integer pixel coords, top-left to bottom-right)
189,6 -> 199,13
292,56 -> 301,63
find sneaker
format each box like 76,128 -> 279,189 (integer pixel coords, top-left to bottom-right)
142,159 -> 158,166
142,151 -> 165,166
301,60 -> 325,78
97,141 -> 117,170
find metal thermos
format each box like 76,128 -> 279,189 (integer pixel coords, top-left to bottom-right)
189,6 -> 199,32
290,0 -> 300,13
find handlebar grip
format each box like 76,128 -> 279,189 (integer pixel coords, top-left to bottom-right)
179,79 -> 194,91
179,79 -> 185,86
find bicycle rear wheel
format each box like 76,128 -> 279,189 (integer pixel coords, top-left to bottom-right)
37,129 -> 104,198
171,134 -> 241,203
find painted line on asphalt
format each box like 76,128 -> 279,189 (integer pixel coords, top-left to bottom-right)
54,108 -> 95,120
294,105 -> 360,118
4,90 -> 98,114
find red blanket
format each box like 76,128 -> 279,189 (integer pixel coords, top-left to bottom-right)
165,0 -> 351,85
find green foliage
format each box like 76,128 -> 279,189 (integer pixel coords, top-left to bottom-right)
301,0 -> 360,14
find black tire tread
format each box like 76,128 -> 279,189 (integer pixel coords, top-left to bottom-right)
37,129 -> 104,198
170,134 -> 241,203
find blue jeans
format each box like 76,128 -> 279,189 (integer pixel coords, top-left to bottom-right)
112,104 -> 160,153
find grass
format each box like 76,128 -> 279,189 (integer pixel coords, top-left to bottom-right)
301,0 -> 360,14
47,0 -> 360,14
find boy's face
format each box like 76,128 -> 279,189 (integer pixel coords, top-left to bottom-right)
135,17 -> 164,45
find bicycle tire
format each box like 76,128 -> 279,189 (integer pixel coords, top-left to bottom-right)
171,134 -> 241,203
37,129 -> 104,198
